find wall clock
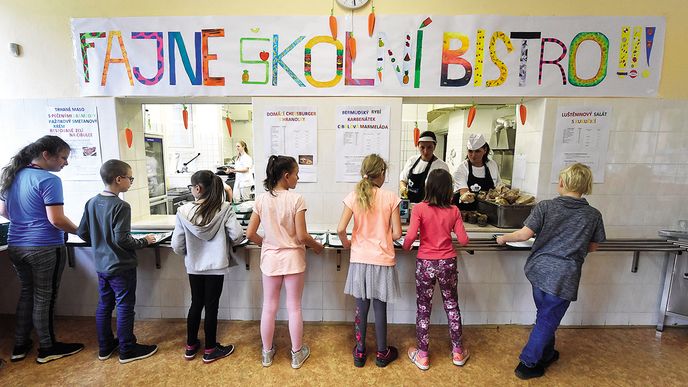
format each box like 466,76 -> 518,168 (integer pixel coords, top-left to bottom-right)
336,0 -> 370,10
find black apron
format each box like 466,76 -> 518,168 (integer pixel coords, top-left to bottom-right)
406,156 -> 436,203
454,161 -> 496,211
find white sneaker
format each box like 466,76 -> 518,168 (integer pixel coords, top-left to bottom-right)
290,344 -> 310,369
261,346 -> 275,367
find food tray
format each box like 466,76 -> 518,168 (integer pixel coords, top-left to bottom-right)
477,199 -> 534,228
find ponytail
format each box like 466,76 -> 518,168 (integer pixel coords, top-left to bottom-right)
355,154 -> 387,211
0,135 -> 70,197
189,170 -> 225,226
263,155 -> 297,196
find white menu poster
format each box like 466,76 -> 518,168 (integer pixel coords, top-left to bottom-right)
335,106 -> 390,182
46,104 -> 102,180
551,105 -> 612,183
263,106 -> 317,182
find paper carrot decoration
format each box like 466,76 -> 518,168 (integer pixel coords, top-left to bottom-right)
182,104 -> 189,129
125,127 -> 133,148
467,106 -> 476,128
519,104 -> 527,125
349,33 -> 357,61
368,6 -> 376,37
329,11 -> 338,40
413,123 -> 420,146
225,114 -> 233,137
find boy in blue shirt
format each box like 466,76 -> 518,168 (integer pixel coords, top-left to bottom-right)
497,163 -> 606,380
77,159 -> 158,363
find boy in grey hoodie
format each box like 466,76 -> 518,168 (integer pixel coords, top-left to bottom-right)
497,163 -> 605,380
171,170 -> 244,363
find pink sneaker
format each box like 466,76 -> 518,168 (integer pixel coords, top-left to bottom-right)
452,348 -> 470,366
407,347 -> 430,370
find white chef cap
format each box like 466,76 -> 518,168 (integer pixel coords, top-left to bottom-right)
466,133 -> 487,150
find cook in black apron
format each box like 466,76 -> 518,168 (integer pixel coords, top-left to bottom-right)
453,161 -> 495,211
406,155 -> 436,203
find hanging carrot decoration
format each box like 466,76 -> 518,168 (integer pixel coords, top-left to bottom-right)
519,103 -> 527,125
368,4 -> 376,37
125,127 -> 133,148
413,122 -> 420,146
329,7 -> 337,40
467,105 -> 477,128
182,104 -> 189,129
225,114 -> 233,137
349,32 -> 357,61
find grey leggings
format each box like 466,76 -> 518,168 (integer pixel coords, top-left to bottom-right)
9,245 -> 65,349
354,297 -> 388,352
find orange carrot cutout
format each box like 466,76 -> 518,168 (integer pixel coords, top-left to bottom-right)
368,6 -> 376,37
349,34 -> 357,61
125,128 -> 133,148
467,106 -> 476,128
182,104 -> 189,129
413,124 -> 420,146
329,14 -> 338,40
225,115 -> 233,137
519,104 -> 527,125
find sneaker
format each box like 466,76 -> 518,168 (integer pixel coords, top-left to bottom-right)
515,361 -> 545,380
184,340 -> 200,360
36,342 -> 84,364
539,350 -> 560,368
119,343 -> 158,364
261,346 -> 276,367
375,346 -> 398,367
407,347 -> 429,371
203,344 -> 235,364
98,337 -> 119,361
452,348 -> 470,366
290,344 -> 310,369
11,339 -> 33,362
353,346 -> 367,368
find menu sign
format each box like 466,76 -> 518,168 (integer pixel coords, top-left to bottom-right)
46,104 -> 102,180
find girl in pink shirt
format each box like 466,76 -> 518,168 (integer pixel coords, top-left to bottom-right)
246,155 -> 323,369
402,169 -> 470,370
337,154 -> 402,368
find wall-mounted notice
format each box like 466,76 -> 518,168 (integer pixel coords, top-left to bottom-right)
46,104 -> 102,180
263,106 -> 318,182
551,105 -> 612,183
335,106 -> 390,183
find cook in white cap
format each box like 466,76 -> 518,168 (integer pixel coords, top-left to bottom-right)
452,133 -> 501,210
399,130 -> 450,203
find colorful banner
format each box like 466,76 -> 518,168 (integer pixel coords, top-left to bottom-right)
71,15 -> 665,97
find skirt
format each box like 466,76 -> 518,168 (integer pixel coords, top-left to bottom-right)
344,262 -> 401,303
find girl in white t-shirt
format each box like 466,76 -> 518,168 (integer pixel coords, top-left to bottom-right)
229,140 -> 254,202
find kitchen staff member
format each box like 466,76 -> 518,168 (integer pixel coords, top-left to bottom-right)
452,133 -> 501,211
399,131 -> 450,203
226,140 -> 254,202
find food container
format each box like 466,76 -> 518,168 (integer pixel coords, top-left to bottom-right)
477,199 -> 534,228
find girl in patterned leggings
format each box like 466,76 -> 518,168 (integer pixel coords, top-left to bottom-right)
402,169 -> 470,370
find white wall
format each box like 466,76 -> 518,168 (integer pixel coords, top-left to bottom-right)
251,96 -> 403,227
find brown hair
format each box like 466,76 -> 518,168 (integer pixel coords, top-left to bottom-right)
1,135 -> 71,196
423,169 -> 453,208
189,170 -> 225,226
100,159 -> 131,184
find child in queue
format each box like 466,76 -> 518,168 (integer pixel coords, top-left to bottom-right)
402,169 -> 470,370
172,170 -> 244,363
246,155 -> 324,369
496,163 -> 605,380
76,159 -> 158,364
337,154 -> 402,368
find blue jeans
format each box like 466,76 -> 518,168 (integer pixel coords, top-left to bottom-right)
96,269 -> 137,354
519,286 -> 571,367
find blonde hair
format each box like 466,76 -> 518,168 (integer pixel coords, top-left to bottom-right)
559,163 -> 593,195
355,154 -> 387,211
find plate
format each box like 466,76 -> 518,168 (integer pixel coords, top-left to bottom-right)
506,238 -> 535,248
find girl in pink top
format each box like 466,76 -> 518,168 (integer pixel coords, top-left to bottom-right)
337,154 -> 402,368
246,155 -> 323,369
402,169 -> 470,370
